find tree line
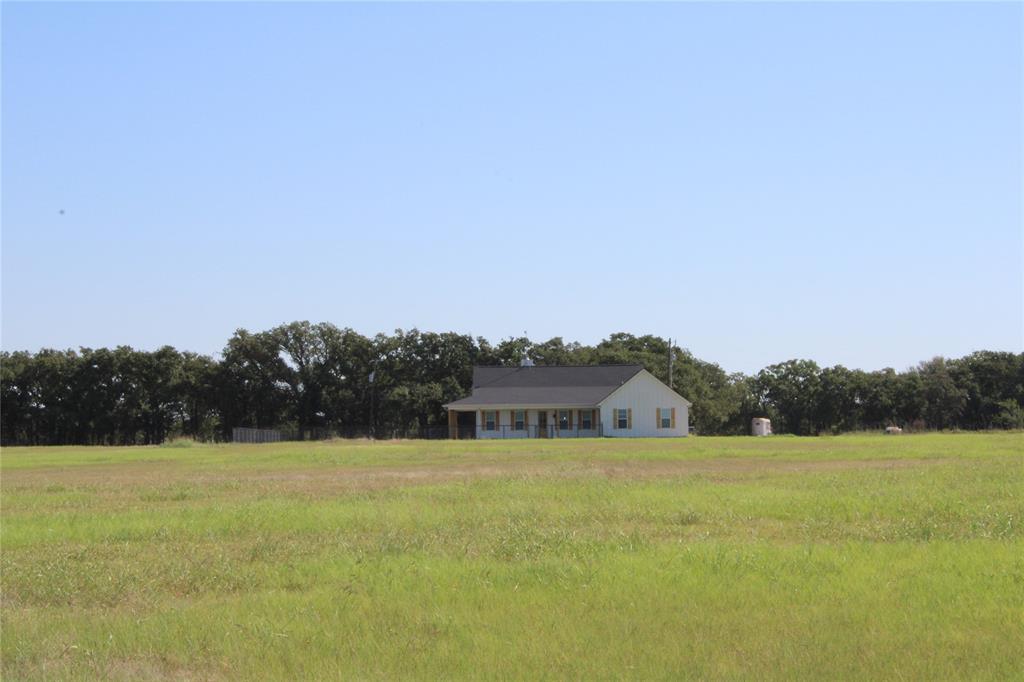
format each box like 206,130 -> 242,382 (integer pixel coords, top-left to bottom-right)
2,322 -> 1022,445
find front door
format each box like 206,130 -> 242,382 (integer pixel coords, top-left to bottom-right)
536,411 -> 547,438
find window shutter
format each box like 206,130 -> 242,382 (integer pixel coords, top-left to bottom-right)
569,410 -> 573,430
656,407 -> 661,429
593,409 -> 598,429
671,407 -> 677,429
525,410 -> 529,429
479,410 -> 484,429
627,408 -> 633,429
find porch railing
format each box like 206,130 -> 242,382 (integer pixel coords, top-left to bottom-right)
474,424 -> 603,439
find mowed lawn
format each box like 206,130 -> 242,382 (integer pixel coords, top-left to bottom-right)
2,434 -> 1022,680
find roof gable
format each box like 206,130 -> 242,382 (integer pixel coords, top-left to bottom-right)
597,368 -> 693,407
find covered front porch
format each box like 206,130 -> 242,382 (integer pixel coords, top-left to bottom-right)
446,407 -> 603,439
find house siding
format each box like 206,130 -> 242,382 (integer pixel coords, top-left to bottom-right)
599,371 -> 689,438
476,408 -> 532,439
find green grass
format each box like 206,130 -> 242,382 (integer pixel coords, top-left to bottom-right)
2,433 -> 1022,680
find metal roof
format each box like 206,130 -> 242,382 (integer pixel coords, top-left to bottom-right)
446,365 -> 644,408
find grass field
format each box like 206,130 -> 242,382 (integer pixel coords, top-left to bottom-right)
2,433 -> 1022,680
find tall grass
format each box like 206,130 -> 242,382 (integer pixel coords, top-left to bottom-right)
2,433 -> 1022,680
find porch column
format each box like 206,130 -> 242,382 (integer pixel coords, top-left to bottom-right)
448,410 -> 458,440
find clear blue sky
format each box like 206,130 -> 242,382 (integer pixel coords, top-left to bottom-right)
2,2 -> 1021,374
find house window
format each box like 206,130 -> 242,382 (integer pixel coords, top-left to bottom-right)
616,409 -> 629,429
580,410 -> 593,430
661,408 -> 672,429
514,410 -> 525,430
484,411 -> 497,431
558,410 -> 570,430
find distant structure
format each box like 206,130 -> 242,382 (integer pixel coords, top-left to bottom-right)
751,417 -> 772,436
444,364 -> 691,439
885,425 -> 903,435
232,426 -> 284,443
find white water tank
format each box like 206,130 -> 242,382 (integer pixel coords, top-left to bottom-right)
752,417 -> 772,436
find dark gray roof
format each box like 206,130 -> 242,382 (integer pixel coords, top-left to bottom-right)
446,365 -> 643,408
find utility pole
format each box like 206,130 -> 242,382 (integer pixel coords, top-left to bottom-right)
668,338 -> 673,390
368,368 -> 376,440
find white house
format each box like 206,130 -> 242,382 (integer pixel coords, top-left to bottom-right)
443,364 -> 691,439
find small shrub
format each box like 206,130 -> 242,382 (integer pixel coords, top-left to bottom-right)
160,437 -> 195,449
